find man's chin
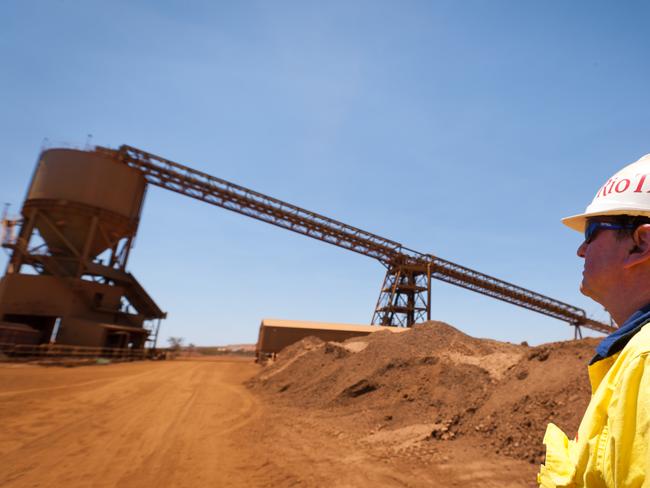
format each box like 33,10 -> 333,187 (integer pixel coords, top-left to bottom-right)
579,282 -> 605,306
579,282 -> 594,299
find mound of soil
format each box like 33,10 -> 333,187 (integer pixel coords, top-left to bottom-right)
249,321 -> 598,464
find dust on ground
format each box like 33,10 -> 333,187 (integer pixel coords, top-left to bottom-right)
249,321 -> 597,481
0,322 -> 597,487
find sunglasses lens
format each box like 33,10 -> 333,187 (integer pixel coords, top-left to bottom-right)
583,221 -> 634,243
585,222 -> 597,243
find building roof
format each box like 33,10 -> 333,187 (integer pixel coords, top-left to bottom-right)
260,318 -> 407,334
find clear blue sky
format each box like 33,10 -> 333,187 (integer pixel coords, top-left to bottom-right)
2,1 -> 649,346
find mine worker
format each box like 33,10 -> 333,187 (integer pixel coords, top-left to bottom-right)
538,154 -> 650,487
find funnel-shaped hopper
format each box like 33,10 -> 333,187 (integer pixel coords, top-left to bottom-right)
23,149 -> 146,272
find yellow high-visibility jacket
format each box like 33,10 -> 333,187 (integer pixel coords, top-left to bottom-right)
538,322 -> 650,487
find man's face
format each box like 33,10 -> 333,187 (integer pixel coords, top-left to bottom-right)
576,220 -> 633,304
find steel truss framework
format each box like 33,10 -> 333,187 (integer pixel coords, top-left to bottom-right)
3,202 -> 165,322
95,145 -> 614,336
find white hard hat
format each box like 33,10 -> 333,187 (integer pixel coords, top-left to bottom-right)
563,154 -> 650,232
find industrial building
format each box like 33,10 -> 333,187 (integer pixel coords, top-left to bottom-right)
0,148 -> 165,350
256,318 -> 408,358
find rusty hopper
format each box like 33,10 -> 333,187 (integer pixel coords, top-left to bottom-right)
0,149 -> 165,349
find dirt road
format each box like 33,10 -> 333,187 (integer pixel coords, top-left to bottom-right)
1,358 -> 261,487
0,358 -> 537,487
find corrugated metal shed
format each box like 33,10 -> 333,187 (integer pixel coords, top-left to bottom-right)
256,318 -> 406,357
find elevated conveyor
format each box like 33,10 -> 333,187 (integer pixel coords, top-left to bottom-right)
93,145 -> 613,336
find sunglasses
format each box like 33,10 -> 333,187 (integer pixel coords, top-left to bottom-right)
584,221 -> 637,244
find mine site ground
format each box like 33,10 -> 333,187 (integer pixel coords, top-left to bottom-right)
0,322 -> 595,488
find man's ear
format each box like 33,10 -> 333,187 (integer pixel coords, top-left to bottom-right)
623,224 -> 650,268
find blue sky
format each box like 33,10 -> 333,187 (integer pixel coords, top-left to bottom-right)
2,1 -> 649,346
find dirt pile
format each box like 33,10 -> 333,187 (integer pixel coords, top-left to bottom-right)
249,321 -> 598,464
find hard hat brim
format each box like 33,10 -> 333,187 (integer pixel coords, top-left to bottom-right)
562,208 -> 650,233
561,213 -> 589,232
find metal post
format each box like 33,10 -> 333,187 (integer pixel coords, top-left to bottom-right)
119,235 -> 135,270
6,207 -> 37,274
154,318 -> 161,349
574,325 -> 583,340
78,216 -> 98,277
108,241 -> 119,269
407,270 -> 415,326
426,262 -> 432,322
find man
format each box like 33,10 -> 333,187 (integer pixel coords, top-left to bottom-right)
538,154 -> 650,488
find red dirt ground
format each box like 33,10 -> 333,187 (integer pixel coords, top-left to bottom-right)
248,321 -> 597,484
1,322 -> 597,487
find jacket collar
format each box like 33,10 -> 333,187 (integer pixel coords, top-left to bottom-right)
590,302 -> 650,365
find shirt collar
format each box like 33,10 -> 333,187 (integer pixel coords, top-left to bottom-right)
590,302 -> 650,364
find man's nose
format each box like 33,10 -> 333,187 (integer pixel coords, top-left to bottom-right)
577,240 -> 587,257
